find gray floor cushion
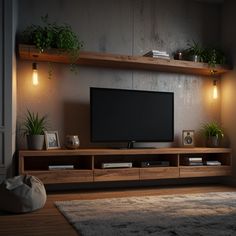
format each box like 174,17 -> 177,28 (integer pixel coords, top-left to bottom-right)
0,175 -> 47,213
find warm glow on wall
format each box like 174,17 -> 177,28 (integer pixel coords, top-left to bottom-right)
32,62 -> 38,86
213,80 -> 218,99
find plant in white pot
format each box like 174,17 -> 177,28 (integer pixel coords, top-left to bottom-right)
23,110 -> 48,150
202,122 -> 224,147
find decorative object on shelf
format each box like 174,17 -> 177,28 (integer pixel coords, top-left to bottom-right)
22,110 -> 48,150
44,131 -> 60,150
202,122 -> 224,147
143,50 -> 170,59
174,51 -> 183,60
182,130 -> 195,147
20,14 -> 84,76
65,135 -> 80,149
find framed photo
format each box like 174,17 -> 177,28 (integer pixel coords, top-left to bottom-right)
182,130 -> 195,147
44,131 -> 61,150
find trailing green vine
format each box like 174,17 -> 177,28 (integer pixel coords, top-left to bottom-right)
21,14 -> 84,76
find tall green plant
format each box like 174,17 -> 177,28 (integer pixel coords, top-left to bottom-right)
202,122 -> 224,138
23,110 -> 47,135
185,40 -> 203,57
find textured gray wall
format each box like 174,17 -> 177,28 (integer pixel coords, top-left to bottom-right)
221,0 -> 236,180
17,0 -> 222,148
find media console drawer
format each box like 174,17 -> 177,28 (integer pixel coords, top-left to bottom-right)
26,170 -> 93,184
140,167 -> 179,180
179,166 -> 232,178
94,168 -> 139,182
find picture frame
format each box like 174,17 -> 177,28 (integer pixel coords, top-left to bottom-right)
182,130 -> 195,147
44,131 -> 61,150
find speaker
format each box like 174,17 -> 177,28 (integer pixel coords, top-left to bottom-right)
182,130 -> 195,147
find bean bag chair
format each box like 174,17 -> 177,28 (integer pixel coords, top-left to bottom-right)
0,175 -> 47,213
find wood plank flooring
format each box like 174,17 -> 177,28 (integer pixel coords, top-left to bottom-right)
0,184 -> 236,236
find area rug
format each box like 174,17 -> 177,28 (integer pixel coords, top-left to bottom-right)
55,192 -> 236,236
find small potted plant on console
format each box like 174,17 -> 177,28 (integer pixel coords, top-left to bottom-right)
202,122 -> 224,147
23,110 -> 48,150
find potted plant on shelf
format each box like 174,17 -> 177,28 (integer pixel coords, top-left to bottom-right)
201,47 -> 226,68
184,40 -> 203,62
202,122 -> 224,147
20,14 -> 84,74
23,110 -> 48,150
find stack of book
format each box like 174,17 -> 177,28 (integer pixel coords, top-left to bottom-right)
48,165 -> 74,170
183,157 -> 203,166
143,50 -> 170,59
206,161 -> 221,166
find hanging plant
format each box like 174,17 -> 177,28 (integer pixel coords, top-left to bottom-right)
201,47 -> 226,68
20,14 -> 84,74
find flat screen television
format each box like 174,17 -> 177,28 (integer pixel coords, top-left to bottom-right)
90,87 -> 174,148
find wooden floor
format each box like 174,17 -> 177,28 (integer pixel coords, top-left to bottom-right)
0,184 -> 236,236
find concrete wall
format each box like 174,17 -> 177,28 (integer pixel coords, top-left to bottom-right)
221,0 -> 236,181
17,0 -> 222,149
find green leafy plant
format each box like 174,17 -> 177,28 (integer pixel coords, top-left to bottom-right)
185,40 -> 203,57
23,110 -> 48,136
202,122 -> 224,138
21,14 -> 84,73
201,47 -> 226,68
184,40 -> 226,67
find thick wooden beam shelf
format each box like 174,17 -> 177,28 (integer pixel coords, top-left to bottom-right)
18,44 -> 231,76
19,147 -> 232,185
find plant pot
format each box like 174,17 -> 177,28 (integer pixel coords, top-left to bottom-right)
190,55 -> 200,62
27,135 -> 45,150
206,136 -> 220,147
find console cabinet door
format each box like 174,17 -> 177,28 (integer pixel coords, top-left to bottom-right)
94,168 -> 139,182
140,167 -> 179,180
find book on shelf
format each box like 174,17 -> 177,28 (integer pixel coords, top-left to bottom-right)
206,161 -> 221,166
143,50 -> 170,59
48,165 -> 74,170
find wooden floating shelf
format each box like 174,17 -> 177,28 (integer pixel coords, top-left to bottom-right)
18,44 -> 232,76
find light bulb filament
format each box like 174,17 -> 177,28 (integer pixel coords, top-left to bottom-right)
213,80 -> 218,99
32,63 -> 38,86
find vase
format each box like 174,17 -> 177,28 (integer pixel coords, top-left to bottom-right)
65,135 -> 80,149
27,135 -> 44,150
190,55 -> 200,62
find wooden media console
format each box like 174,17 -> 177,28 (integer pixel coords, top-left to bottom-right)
19,148 -> 232,184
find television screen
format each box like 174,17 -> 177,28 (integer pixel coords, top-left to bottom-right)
90,87 -> 174,143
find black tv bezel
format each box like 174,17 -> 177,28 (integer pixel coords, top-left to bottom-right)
90,87 -> 174,143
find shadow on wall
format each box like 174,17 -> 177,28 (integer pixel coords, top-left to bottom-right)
63,101 -> 90,147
